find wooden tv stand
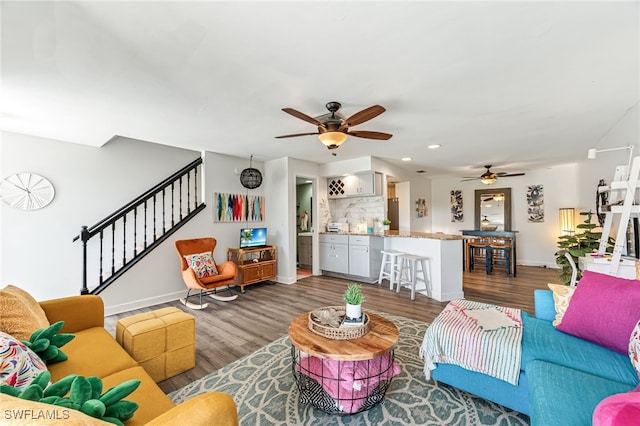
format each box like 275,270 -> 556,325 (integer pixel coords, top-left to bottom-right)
227,246 -> 277,293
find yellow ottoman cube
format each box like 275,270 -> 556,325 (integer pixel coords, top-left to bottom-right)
116,307 -> 195,382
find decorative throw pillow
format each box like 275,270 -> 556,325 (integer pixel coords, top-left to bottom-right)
1,371 -> 140,424
0,331 -> 48,389
557,271 -> 640,354
0,285 -> 50,341
547,283 -> 576,326
184,252 -> 218,278
592,385 -> 640,426
22,321 -> 75,365
630,320 -> 640,379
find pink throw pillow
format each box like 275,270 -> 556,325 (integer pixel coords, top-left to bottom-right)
556,271 -> 640,354
593,385 -> 640,426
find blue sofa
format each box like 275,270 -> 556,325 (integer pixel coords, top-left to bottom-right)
430,289 -> 639,425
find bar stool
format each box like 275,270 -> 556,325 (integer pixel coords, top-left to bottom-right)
378,250 -> 405,290
487,237 -> 512,276
396,254 -> 431,300
468,237 -> 491,273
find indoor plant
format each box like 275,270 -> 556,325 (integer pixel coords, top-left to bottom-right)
382,219 -> 391,231
555,210 -> 613,284
343,283 -> 365,320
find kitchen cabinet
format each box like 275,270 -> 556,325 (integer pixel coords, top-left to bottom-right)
319,234 -> 349,274
319,234 -> 383,281
297,234 -> 312,269
327,172 -> 382,199
348,235 -> 383,279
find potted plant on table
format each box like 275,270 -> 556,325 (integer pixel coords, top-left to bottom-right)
382,219 -> 391,231
343,283 -> 365,320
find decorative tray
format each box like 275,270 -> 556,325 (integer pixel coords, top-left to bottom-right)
308,306 -> 370,340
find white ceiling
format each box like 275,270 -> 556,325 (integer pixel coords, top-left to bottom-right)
1,1 -> 638,178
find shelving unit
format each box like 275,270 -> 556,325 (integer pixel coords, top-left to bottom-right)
227,246 -> 277,292
595,156 -> 640,276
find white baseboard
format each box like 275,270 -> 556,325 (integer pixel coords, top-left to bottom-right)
104,290 -> 184,316
516,261 -> 559,269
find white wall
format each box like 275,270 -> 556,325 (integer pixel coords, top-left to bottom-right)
1,132 -> 266,314
429,151 -> 640,269
100,151 -> 266,314
3,122 -> 637,310
371,157 -> 432,232
264,157 -> 324,283
1,132 -> 199,302
431,164 -> 579,268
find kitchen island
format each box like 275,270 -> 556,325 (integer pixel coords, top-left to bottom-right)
319,231 -> 464,302
383,231 -> 464,302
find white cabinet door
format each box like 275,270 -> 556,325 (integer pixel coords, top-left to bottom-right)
333,243 -> 349,274
343,174 -> 360,196
319,242 -> 332,271
356,173 -> 374,195
349,244 -> 370,276
319,240 -> 349,273
328,172 -> 381,198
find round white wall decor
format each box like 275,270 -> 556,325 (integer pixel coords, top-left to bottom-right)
1,172 -> 55,210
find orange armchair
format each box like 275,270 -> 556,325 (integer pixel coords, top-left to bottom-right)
175,238 -> 238,309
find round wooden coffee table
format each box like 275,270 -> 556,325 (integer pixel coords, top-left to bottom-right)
288,311 -> 400,415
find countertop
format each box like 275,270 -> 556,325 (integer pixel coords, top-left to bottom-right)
319,231 -> 466,240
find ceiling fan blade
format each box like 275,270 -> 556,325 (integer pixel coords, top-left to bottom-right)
347,130 -> 392,140
281,108 -> 325,127
501,173 -> 526,177
460,177 -> 480,182
341,105 -> 386,128
275,132 -> 320,139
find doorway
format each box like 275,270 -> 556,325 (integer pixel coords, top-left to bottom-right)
296,177 -> 313,279
387,181 -> 400,231
387,177 -> 410,231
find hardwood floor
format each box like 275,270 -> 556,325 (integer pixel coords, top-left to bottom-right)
104,265 -> 560,394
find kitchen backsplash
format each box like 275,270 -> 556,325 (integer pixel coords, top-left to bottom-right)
324,196 -> 385,232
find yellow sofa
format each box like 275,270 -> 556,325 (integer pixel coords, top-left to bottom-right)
2,294 -> 238,426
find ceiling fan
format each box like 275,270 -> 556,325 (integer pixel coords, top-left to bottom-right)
461,165 -> 525,185
483,194 -> 505,202
275,101 -> 393,150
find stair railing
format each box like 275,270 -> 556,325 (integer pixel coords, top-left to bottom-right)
73,157 -> 205,295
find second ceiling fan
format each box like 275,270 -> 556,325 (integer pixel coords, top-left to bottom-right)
461,165 -> 525,185
275,101 -> 392,150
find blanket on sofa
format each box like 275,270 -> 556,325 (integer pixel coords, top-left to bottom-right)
420,299 -> 523,385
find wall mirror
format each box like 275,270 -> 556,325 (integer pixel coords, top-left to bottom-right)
475,188 -> 512,231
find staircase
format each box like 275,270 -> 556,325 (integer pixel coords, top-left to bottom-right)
73,158 -> 205,294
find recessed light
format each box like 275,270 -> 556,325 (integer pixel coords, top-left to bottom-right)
401,157 -> 412,161
428,144 -> 441,149
305,180 -> 312,183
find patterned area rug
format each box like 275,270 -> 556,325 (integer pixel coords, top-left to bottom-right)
169,312 -> 530,425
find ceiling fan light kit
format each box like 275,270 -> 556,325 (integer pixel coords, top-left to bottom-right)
481,175 -> 497,185
276,101 -> 392,150
462,165 -> 525,185
318,131 -> 348,149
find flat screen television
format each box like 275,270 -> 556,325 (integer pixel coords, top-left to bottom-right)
240,227 -> 267,248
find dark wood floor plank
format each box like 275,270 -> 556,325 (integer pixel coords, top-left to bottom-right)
103,265 -> 559,393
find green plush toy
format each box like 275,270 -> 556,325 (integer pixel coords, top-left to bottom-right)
0,371 -> 140,426
21,321 -> 75,364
